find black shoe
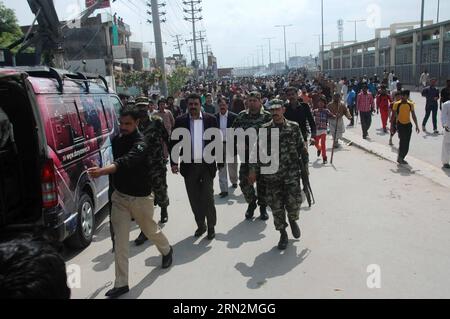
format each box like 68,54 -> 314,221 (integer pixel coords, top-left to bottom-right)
443,164 -> 450,169
317,149 -> 321,157
160,207 -> 168,224
259,206 -> 269,221
162,246 -> 173,269
323,157 -> 328,164
134,232 -> 148,246
219,192 -> 229,198
232,184 -> 238,189
278,230 -> 288,250
245,200 -> 257,219
207,227 -> 216,240
105,286 -> 129,299
397,158 -> 408,165
194,226 -> 207,237
289,220 -> 301,239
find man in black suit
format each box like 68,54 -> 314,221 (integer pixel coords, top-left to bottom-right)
215,96 -> 238,198
170,93 -> 221,240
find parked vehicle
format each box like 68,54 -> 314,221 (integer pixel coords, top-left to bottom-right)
0,67 -> 123,248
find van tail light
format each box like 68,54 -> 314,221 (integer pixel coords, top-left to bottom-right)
41,159 -> 58,208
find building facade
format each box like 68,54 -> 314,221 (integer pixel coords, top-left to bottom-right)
321,20 -> 450,85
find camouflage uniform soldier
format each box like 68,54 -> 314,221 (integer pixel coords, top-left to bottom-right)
232,91 -> 272,221
134,102 -> 171,246
249,100 -> 309,250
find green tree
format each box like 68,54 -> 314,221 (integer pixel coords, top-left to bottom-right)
0,1 -> 24,53
115,70 -> 161,96
168,66 -> 191,96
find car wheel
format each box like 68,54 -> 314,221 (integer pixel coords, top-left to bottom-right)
66,193 -> 95,249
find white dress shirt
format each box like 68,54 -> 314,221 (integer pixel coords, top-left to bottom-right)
219,111 -> 228,142
190,112 -> 204,162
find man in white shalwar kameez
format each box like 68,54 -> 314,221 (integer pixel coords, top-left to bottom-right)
442,101 -> 450,169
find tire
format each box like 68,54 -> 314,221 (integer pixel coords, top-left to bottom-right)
66,193 -> 95,249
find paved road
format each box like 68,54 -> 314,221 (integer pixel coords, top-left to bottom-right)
66,141 -> 450,299
346,92 -> 446,168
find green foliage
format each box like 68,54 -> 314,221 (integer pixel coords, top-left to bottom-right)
168,66 -> 191,96
115,69 -> 162,96
0,1 -> 24,53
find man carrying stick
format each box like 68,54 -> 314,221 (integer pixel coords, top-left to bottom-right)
328,93 -> 352,150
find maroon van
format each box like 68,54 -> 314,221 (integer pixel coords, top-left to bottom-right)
0,67 -> 122,248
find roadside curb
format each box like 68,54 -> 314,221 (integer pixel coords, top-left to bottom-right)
342,131 -> 450,189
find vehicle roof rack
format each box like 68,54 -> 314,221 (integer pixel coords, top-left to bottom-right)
19,66 -> 64,93
64,72 -> 109,94
1,66 -> 109,94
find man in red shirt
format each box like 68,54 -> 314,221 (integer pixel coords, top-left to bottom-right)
376,86 -> 392,133
357,85 -> 375,139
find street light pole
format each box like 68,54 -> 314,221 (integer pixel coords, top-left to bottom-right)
263,37 -> 274,67
437,0 -> 440,23
275,24 -> 293,71
347,19 -> 366,42
321,0 -> 324,72
419,0 -> 425,74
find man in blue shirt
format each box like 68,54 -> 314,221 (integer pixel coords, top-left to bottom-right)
346,86 -> 357,126
422,78 -> 440,134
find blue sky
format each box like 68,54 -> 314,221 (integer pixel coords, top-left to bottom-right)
3,0 -> 450,68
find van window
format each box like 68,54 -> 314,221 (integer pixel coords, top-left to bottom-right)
110,96 -> 123,119
47,97 -> 84,151
78,96 -> 108,140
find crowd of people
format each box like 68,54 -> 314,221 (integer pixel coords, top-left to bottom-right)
72,68 -> 450,298
2,67 -> 449,299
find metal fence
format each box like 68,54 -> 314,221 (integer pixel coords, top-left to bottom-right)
325,62 -> 450,86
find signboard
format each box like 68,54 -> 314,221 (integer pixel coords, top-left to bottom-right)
112,45 -> 127,59
85,0 -> 110,9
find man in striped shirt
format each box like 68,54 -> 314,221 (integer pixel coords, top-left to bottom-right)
357,85 -> 375,139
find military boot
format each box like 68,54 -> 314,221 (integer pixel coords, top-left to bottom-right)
278,229 -> 289,250
259,206 -> 269,221
245,200 -> 257,220
289,219 -> 301,239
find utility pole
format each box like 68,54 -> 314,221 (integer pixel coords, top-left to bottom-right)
188,46 -> 193,63
275,24 -> 293,71
147,0 -> 168,97
173,34 -> 184,56
183,0 -> 203,82
347,19 -> 366,42
186,34 -> 205,75
198,31 -> 207,78
263,37 -> 274,68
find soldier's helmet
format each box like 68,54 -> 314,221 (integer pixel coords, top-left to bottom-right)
135,102 -> 149,109
266,99 -> 284,110
135,96 -> 149,104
